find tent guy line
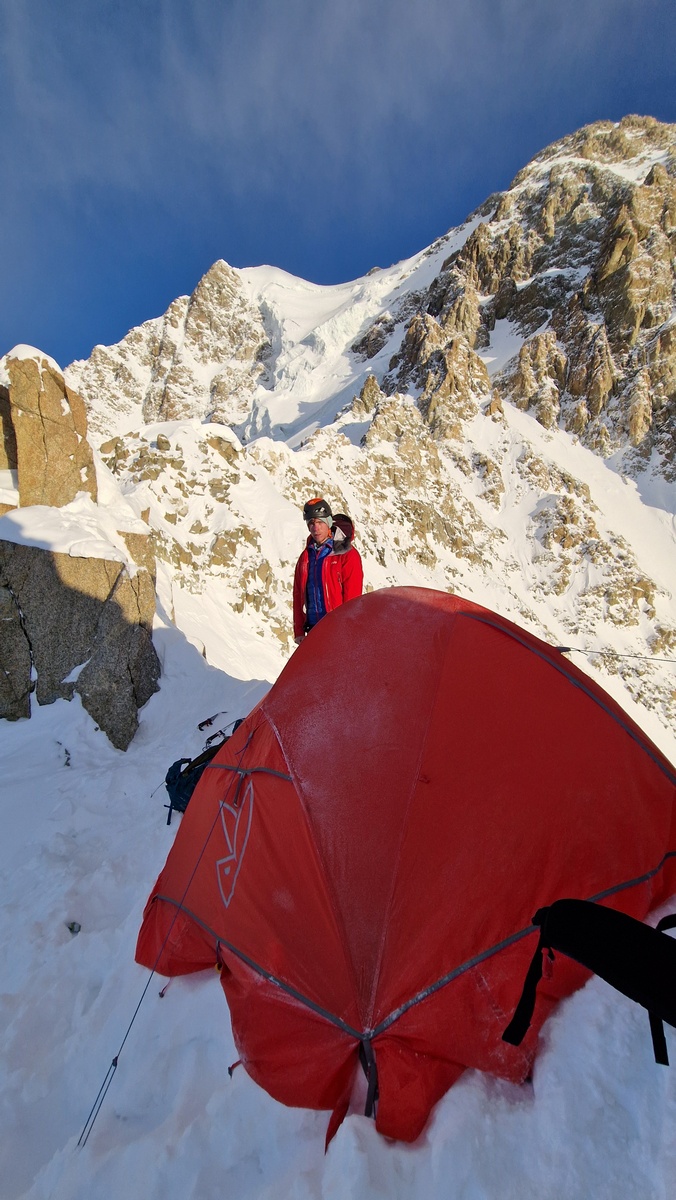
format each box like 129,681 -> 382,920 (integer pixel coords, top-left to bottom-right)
78,730 -> 256,1148
558,646 -> 676,665
463,615 -> 676,786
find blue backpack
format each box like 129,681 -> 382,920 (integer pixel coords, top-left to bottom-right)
164,719 -> 243,825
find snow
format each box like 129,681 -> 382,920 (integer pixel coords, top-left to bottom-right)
478,318 -> 525,378
0,491 -> 148,567
2,597 -> 676,1200
516,146 -> 671,189
237,215 -> 484,443
606,149 -> 671,183
0,468 -> 19,508
163,567 -> 287,683
1,344 -> 63,375
501,406 -> 676,600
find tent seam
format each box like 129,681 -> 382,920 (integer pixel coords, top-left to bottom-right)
364,617 -> 453,1028
151,850 -> 676,1043
151,894 -> 363,1038
370,848 -> 676,1036
258,703 -> 365,1028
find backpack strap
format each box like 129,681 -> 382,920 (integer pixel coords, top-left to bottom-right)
502,914 -> 550,1046
648,914 -> 676,1065
503,903 -> 676,1065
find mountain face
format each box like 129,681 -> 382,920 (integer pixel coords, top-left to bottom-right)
382,114 -> 676,477
66,262 -> 271,437
60,115 -> 676,746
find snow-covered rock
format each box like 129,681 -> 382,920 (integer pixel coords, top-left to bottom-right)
1,348 -> 97,510
66,261 -> 271,438
0,353 -> 161,746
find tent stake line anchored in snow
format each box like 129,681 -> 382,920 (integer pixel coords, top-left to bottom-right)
78,729 -> 258,1148
135,588 -> 676,1144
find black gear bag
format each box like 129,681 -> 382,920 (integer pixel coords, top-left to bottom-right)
164,719 -> 243,825
502,898 -> 676,1064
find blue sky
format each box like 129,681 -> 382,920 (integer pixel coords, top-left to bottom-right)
1,0 -> 675,368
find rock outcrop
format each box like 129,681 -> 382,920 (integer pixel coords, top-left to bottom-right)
0,350 -> 97,509
368,116 -> 676,474
0,347 -> 161,747
0,573 -> 32,720
0,540 -> 159,749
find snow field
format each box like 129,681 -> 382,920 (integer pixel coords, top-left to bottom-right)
2,597 -> 676,1199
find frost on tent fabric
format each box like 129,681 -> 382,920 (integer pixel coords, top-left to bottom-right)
136,587 -> 676,1143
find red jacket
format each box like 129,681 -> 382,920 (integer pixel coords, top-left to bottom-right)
293,537 -> 363,638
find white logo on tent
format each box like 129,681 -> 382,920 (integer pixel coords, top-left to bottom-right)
216,779 -> 254,908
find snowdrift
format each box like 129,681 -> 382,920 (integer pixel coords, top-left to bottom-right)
136,588 -> 676,1141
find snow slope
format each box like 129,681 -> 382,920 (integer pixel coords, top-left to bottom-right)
236,215 -> 483,442
2,599 -> 676,1200
1,444 -> 675,1198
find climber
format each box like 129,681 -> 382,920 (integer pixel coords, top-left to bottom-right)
292,498 -> 363,643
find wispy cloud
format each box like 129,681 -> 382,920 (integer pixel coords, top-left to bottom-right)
2,0 -> 670,212
0,0 -> 674,362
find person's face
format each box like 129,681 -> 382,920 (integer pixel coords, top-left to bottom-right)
308,518 -> 331,544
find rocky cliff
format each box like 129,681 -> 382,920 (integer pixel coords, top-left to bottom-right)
0,348 -> 160,748
66,261 -> 271,439
8,117 -> 676,747
0,349 -> 97,513
377,115 -> 676,479
0,538 -> 159,749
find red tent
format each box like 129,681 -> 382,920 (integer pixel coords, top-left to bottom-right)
136,588 -> 676,1142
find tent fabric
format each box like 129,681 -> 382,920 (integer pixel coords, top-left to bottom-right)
136,588 -> 676,1142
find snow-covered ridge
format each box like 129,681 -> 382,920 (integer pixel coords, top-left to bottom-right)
65,118 -> 676,475
1,343 -> 63,374
57,116 -> 676,747
63,213 -> 483,445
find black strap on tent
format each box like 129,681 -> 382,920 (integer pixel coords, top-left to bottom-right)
359,1038 -> 379,1119
501,926 -> 552,1048
648,914 -> 676,1065
502,900 -> 676,1065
